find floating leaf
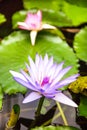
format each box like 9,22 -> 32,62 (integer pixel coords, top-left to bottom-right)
74,27 -> 87,62
31,125 -> 79,130
23,0 -> 61,11
69,76 -> 87,96
0,13 -> 6,24
12,10 -> 27,29
23,0 -> 87,26
0,84 -> 3,110
78,95 -> 87,117
62,1 -> 87,26
65,0 -> 87,8
0,31 -> 78,95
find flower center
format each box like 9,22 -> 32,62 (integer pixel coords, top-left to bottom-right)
41,77 -> 49,86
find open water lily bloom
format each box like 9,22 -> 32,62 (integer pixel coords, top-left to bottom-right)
18,10 -> 56,45
10,54 -> 79,107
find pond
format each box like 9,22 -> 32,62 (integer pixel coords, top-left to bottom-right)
0,93 -> 81,130
0,0 -> 87,130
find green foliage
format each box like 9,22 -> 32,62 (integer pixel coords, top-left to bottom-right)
31,125 -> 79,130
22,0 -> 87,26
65,0 -> 87,8
23,0 -> 61,11
0,31 -> 78,95
0,13 -> 6,24
74,27 -> 87,62
78,95 -> 87,117
0,0 -> 87,127
62,1 -> 87,25
0,84 -> 3,110
12,10 -> 27,29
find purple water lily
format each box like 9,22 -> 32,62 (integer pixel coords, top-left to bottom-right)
18,10 -> 56,45
10,54 -> 79,107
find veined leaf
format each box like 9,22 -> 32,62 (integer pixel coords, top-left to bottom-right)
74,27 -> 87,62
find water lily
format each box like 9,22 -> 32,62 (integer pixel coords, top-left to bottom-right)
10,54 -> 79,107
18,10 -> 56,45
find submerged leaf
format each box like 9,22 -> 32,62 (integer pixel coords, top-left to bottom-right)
41,99 -> 51,115
69,76 -> 87,96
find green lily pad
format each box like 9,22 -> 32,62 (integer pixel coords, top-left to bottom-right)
63,1 -> 87,26
23,0 -> 61,11
65,0 -> 87,8
74,27 -> 87,62
0,13 -> 6,24
23,0 -> 87,26
31,125 -> 79,130
0,84 -> 3,110
0,31 -> 78,95
78,95 -> 87,117
12,10 -> 27,29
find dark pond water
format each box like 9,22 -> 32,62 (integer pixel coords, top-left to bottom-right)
0,93 -> 80,130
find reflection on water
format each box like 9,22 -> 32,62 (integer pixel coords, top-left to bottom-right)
0,92 -> 80,130
0,94 -> 37,130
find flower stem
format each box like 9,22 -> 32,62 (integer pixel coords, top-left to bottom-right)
35,96 -> 45,117
42,112 -> 61,126
56,102 -> 68,126
28,97 -> 45,129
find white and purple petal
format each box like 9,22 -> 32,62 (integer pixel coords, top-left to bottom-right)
50,66 -> 72,87
20,69 -> 36,87
10,54 -> 79,107
56,74 -> 80,88
53,92 -> 78,107
23,92 -> 42,103
35,53 -> 41,67
10,70 -> 28,82
28,56 -> 38,80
